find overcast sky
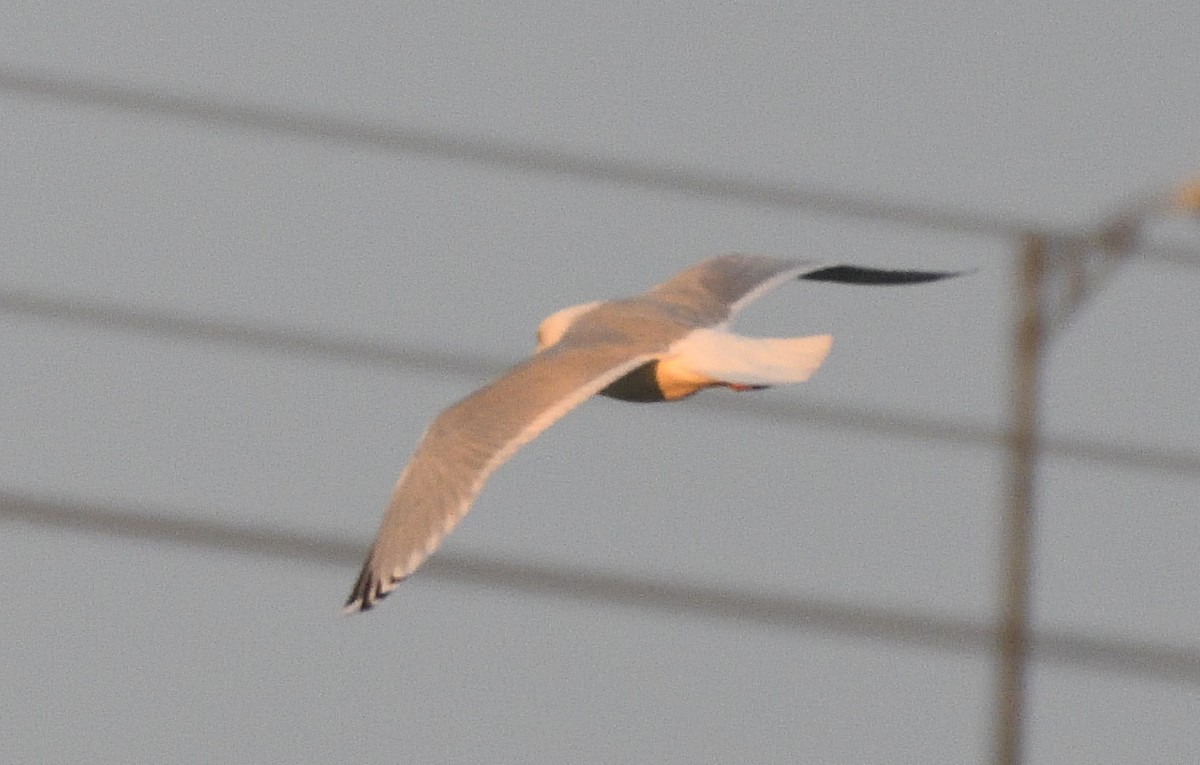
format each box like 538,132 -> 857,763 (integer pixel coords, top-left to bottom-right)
2,3 -> 1198,763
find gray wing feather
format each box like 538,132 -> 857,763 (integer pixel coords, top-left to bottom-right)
648,253 -> 963,326
647,254 -> 816,326
344,343 -> 656,612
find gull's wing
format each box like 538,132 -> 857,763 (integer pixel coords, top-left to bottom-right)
345,342 -> 656,612
647,253 -> 963,327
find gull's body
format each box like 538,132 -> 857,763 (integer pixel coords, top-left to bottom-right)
344,254 -> 959,612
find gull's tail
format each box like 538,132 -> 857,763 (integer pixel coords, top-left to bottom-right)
667,330 -> 833,387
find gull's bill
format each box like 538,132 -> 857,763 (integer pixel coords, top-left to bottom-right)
344,254 -> 963,612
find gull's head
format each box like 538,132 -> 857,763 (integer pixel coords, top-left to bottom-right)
535,301 -> 602,351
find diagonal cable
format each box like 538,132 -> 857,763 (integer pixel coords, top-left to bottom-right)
2,65 -> 1199,266
1,489 -> 1197,685
3,286 -> 1198,476
0,67 -> 1027,238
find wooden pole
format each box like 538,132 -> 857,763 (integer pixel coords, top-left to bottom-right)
995,233 -> 1047,765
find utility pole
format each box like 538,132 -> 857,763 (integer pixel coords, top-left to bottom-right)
991,176 -> 1191,763
995,233 -> 1047,765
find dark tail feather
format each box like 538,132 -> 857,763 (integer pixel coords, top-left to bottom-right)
800,265 -> 967,285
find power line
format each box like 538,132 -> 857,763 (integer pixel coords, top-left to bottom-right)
2,489 -> 1197,685
0,67 -> 1025,236
708,396 -> 1200,476
2,65 -> 1197,266
3,285 -> 1198,477
0,286 -> 490,379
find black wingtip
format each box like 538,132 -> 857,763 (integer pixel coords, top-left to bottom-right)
800,265 -> 968,285
342,564 -> 388,615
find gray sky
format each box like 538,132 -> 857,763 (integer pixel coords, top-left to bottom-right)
2,2 -> 1198,763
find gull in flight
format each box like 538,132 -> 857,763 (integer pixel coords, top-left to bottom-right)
344,254 -> 960,612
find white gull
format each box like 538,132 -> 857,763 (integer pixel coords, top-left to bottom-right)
344,253 -> 960,612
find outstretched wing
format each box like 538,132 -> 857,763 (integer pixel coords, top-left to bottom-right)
647,254 -> 963,327
344,343 -> 655,613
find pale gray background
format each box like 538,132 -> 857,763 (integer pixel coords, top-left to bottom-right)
2,2 -> 1198,763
